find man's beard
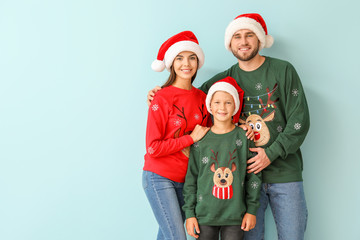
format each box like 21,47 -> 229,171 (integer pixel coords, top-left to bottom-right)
231,44 -> 259,62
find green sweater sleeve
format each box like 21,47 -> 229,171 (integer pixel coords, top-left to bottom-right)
199,71 -> 228,93
182,146 -> 200,219
245,141 -> 262,215
265,64 -> 310,162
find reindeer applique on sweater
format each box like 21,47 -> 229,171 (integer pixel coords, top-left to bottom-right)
210,149 -> 237,200
239,84 -> 279,147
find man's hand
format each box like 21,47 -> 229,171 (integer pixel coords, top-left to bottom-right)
147,86 -> 161,106
247,148 -> 271,174
185,217 -> 200,239
241,213 -> 256,231
239,124 -> 254,140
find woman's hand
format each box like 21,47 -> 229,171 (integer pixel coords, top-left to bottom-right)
190,125 -> 210,142
239,124 -> 254,141
182,146 -> 190,158
147,86 -> 161,106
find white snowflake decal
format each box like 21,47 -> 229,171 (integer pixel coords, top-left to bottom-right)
193,142 -> 199,148
148,147 -> 155,155
294,123 -> 301,130
194,114 -> 200,120
292,89 -> 299,97
251,181 -> 259,189
151,104 -> 159,111
236,139 -> 243,147
255,83 -> 263,91
198,194 -> 203,202
202,157 -> 209,164
173,118 -> 182,127
277,125 -> 283,133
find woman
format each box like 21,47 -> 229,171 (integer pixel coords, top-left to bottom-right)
143,31 -> 211,240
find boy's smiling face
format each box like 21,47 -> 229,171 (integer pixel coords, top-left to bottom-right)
210,91 -> 235,123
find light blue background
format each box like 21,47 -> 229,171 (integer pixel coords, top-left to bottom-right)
1,0 -> 359,239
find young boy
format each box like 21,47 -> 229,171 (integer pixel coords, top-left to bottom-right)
182,77 -> 261,240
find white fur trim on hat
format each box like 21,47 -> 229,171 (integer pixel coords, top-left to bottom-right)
224,17 -> 274,51
164,41 -> 205,71
206,82 -> 240,116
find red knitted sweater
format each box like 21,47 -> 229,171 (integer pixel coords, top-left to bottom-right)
144,85 -> 210,182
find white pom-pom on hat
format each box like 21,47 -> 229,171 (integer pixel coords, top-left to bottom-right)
151,60 -> 166,72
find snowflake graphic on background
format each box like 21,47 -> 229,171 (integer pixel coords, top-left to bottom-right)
202,157 -> 209,164
173,118 -> 182,127
193,142 -> 199,148
194,114 -> 200,120
151,104 -> 159,111
198,194 -> 203,202
251,181 -> 259,189
236,139 -> 243,147
294,123 -> 301,130
277,125 -> 283,133
292,89 -> 299,97
255,83 -> 263,91
148,147 -> 155,155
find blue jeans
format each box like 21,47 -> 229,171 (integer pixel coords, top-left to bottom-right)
244,182 -> 307,240
142,171 -> 187,240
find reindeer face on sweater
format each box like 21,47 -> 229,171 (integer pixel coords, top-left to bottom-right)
240,111 -> 275,147
210,149 -> 238,200
211,163 -> 236,188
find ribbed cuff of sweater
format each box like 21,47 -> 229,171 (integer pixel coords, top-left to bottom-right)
185,135 -> 194,146
185,210 -> 196,220
265,141 -> 282,162
246,205 -> 259,216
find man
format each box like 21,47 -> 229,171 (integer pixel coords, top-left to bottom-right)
148,13 -> 310,240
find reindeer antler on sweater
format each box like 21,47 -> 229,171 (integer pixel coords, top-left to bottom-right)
258,83 -> 279,117
211,149 -> 219,167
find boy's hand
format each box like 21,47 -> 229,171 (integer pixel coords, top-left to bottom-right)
239,124 -> 254,140
186,217 -> 200,239
147,86 -> 161,106
241,213 -> 256,231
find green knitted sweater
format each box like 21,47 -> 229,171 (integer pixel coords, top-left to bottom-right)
182,127 -> 261,225
199,57 -> 310,183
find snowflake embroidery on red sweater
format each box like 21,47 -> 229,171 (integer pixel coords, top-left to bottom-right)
147,147 -> 154,155
194,113 -> 200,120
151,104 -> 159,111
173,118 -> 182,127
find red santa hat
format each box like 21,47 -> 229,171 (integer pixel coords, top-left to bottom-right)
224,13 -> 274,51
151,31 -> 205,72
206,76 -> 244,123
